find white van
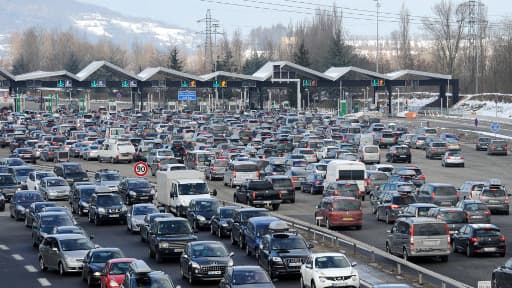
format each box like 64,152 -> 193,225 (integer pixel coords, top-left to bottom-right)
223,161 -> 260,187
359,145 -> 380,164
98,139 -> 135,163
325,160 -> 366,192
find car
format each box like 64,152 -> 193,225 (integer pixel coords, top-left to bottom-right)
487,139 -> 508,155
88,191 -> 127,225
359,145 -> 381,164
475,137 -> 491,151
452,224 -> 506,257
147,149 -> 176,176
118,178 -> 155,205
24,201 -> 58,228
40,146 -> 60,162
26,170 -> 57,191
264,175 -> 295,203
425,141 -> 448,159
148,217 -> 198,262
53,162 -> 89,185
210,205 -> 239,238
70,184 -> 97,216
458,181 -> 487,200
9,190 -> 43,221
229,207 -> 270,249
127,203 -> 159,233
0,173 -> 22,202
398,203 -> 438,218
455,200 -> 491,224
300,252 -> 360,288
491,257 -> 512,288
301,173 -> 324,195
234,180 -> 281,211
82,144 -> 100,161
186,198 -> 220,230
38,233 -> 96,275
369,164 -> 394,175
375,192 -> 417,224
179,241 -> 234,283
121,260 -> 176,288
0,192 -> 5,211
478,183 -> 510,215
323,180 -> 362,200
82,248 -> 125,286
39,177 -> 71,201
204,158 -> 228,180
427,207 -> 467,236
257,221 -> 313,278
441,150 -> 465,167
139,212 -> 174,243
416,183 -> 459,207
392,166 -> 426,187
31,211 -> 75,247
10,147 -> 36,163
365,170 -> 389,194
244,216 -> 279,256
219,266 -> 274,288
314,197 -> 363,230
94,169 -> 122,192
385,145 -> 411,163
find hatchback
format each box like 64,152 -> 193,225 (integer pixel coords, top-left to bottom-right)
479,186 -> 510,215
441,150 -> 465,167
417,183 -> 459,207
475,137 -> 491,151
456,200 -> 491,224
385,145 -> 411,163
487,140 -> 508,156
452,224 -> 506,257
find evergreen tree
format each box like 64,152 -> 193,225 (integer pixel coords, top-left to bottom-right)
294,38 -> 310,67
328,29 -> 351,67
242,50 -> 266,74
168,46 -> 183,71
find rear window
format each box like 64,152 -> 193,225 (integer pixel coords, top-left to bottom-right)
236,164 -> 258,172
493,141 -> 507,147
338,170 -> 365,181
271,179 -> 293,188
382,133 -> 394,138
392,195 -> 416,205
248,181 -> 273,190
365,147 -> 378,153
432,142 -> 447,147
478,138 -> 490,143
395,147 -> 409,153
482,189 -> 506,197
300,150 -> 314,155
370,173 -> 388,181
413,223 -> 447,236
333,200 -> 360,211
465,203 -> 488,211
424,129 -> 437,134
433,186 -> 457,196
475,229 -> 501,237
439,211 -> 467,223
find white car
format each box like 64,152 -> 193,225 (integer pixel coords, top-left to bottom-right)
441,150 -> 465,167
318,146 -> 338,160
26,170 -> 57,191
300,252 -> 360,288
127,203 -> 159,233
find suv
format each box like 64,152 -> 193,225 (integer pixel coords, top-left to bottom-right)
148,218 -> 197,262
375,192 -> 417,224
385,145 -> 411,163
386,217 -> 450,262
186,198 -> 220,230
118,178 -> 154,205
54,162 -> 89,184
94,169 -> 122,192
427,207 -> 468,236
478,184 -> 510,215
121,260 -> 175,288
452,224 -> 506,257
88,191 -> 127,225
425,141 -> 448,159
265,175 -> 295,203
257,221 -> 313,278
475,137 -> 491,151
392,166 -> 426,187
0,173 -> 21,201
487,140 -> 508,155
314,196 -> 363,230
244,216 -> 280,256
179,241 -> 233,283
417,183 -> 459,207
229,207 -> 270,249
456,200 -> 491,224
323,181 -> 363,200
70,184 -> 97,216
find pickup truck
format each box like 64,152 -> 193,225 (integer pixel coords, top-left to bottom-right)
233,180 -> 282,211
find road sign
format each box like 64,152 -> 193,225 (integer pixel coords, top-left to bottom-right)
371,79 -> 385,87
490,122 -> 500,133
338,100 -> 347,117
133,161 -> 149,177
178,90 -> 197,101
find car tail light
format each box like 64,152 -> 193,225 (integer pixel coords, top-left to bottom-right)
499,235 -> 506,242
391,204 -> 400,209
466,212 -> 471,222
460,155 -> 464,159
470,237 -> 478,243
365,178 -> 371,185
334,190 -> 339,196
157,163 -> 161,168
211,166 -> 216,171
505,195 -> 509,204
484,210 -> 491,215
409,225 -> 414,246
419,175 -> 426,180
292,177 -> 298,182
256,170 -> 260,178
456,191 -> 460,201
447,156 -> 452,159
490,145 -> 495,151
252,192 -> 256,199
431,192 -> 436,200
278,191 -> 282,198
393,151 -> 398,155
315,180 -> 321,185
505,145 -> 508,150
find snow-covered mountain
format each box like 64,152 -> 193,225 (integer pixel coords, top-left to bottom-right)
0,0 -> 200,52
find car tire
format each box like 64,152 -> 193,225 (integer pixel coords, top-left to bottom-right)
149,247 -> 155,258
87,275 -> 93,287
385,243 -> 391,254
385,212 -> 391,224
245,243 -> 251,256
310,186 -> 314,195
403,248 -> 409,261
466,245 -> 474,257
98,157 -> 102,163
94,215 -> 101,226
231,232 -> 237,245
376,210 -> 380,221
311,280 -> 316,288
452,241 -> 458,253
272,204 -> 279,211
88,213 -> 93,223
25,217 -> 29,228
300,277 -> 305,288
326,219 -> 331,230
39,257 -> 47,272
440,255 -> 448,262
155,251 -> 163,263
210,224 -> 215,235
217,227 -> 222,238
188,268 -> 195,285
58,262 -> 66,276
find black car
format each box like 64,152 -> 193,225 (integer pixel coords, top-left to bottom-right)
9,190 -> 43,220
118,178 -> 154,205
180,241 -> 233,284
452,224 -> 506,257
210,206 -> 239,238
0,173 -> 22,201
264,175 -> 295,203
301,173 -> 324,195
70,185 -> 97,216
121,260 -> 175,288
257,221 -> 313,278
230,208 -> 270,249
186,198 -> 220,230
82,248 -> 124,286
234,180 -> 281,211
148,218 -> 198,263
385,145 -> 412,163
88,192 -> 127,225
375,192 -> 417,224
492,257 -> 512,288
139,212 -> 174,243
10,148 -> 36,164
0,192 -> 5,211
24,201 -> 58,228
475,137 -> 491,151
219,266 -> 274,288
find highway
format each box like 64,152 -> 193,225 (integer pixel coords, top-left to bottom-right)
0,116 -> 510,288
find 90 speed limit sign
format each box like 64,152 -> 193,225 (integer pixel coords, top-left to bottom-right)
133,161 -> 149,177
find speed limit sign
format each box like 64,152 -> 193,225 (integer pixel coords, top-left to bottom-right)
133,161 -> 149,177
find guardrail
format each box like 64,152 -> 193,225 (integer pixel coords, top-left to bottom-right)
33,162 -> 472,288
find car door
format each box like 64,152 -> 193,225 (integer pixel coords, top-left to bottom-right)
9,193 -> 16,216
89,195 -> 97,219
180,245 -> 191,274
187,201 -> 196,224
258,237 -> 270,269
388,223 -> 401,253
48,238 -> 60,269
302,255 -> 314,285
82,251 -> 92,278
232,214 -> 241,242
453,226 -> 468,251
496,258 -> 512,288
39,237 -> 52,266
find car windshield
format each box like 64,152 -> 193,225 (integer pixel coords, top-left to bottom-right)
479,138 -> 491,143
315,256 -> 351,269
47,179 -> 67,186
109,262 -> 132,275
232,270 -> 271,285
241,211 -> 269,222
59,238 -> 95,251
434,186 -> 456,196
465,203 -> 489,211
439,211 -> 467,223
101,174 -> 120,181
236,164 -> 257,172
333,200 -> 360,211
191,243 -> 228,258
91,250 -> 124,263
128,180 -> 151,189
475,229 -> 501,237
413,223 -> 447,236
133,206 -> 158,216
292,161 -> 307,167
370,173 -> 388,181
157,150 -> 174,157
392,196 -> 416,205
57,227 -> 83,234
271,237 -> 307,250
271,179 -> 292,188
220,209 -> 234,219
64,165 -> 84,174
7,159 -> 25,166
79,188 -> 95,201
0,175 -> 17,184
157,221 -> 192,234
338,170 -> 365,181
97,195 -> 123,206
179,183 -> 208,195
36,172 -> 56,180
272,165 -> 287,172
196,201 -> 219,211
15,168 -> 34,177
40,215 -> 74,228
16,193 -> 42,202
365,146 -> 379,153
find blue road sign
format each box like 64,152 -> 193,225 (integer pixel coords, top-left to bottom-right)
178,90 -> 197,101
490,122 -> 500,133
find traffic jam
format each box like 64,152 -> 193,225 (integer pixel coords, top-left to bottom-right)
0,109 -> 511,288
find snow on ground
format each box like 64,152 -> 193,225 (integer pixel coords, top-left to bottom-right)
457,100 -> 512,119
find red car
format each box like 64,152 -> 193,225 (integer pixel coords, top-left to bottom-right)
314,196 -> 363,230
100,258 -> 135,288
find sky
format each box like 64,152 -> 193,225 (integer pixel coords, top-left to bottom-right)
79,0 -> 511,38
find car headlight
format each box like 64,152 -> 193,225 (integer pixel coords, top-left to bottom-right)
109,280 -> 120,287
93,271 -> 102,276
159,242 -> 169,248
191,261 -> 200,269
79,201 -> 89,208
121,205 -> 127,212
16,205 -> 24,211
318,277 -> 328,283
351,275 -> 358,281
196,215 -> 206,221
98,207 -> 106,214
129,191 -> 137,196
150,189 -> 155,195
221,223 -> 229,227
228,258 -> 234,267
271,257 -> 283,263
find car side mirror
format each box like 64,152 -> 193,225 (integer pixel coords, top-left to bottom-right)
351,262 -> 357,267
305,263 -> 312,269
211,189 -> 217,196
94,244 -> 100,248
229,252 -> 234,257
89,234 -> 95,240
307,243 -> 315,249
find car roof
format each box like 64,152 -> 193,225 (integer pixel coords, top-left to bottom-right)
248,216 -> 279,224
108,258 -> 136,264
154,217 -> 187,223
400,217 -> 445,224
237,207 -> 268,212
38,211 -> 69,216
324,196 -> 360,201
89,247 -> 122,253
310,252 -> 348,258
232,265 -> 264,271
52,233 -> 88,240
408,203 -> 438,208
467,224 -> 499,229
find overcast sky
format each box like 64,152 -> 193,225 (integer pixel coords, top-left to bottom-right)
80,0 -> 511,38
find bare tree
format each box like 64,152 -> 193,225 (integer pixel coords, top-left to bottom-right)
231,29 -> 244,73
399,3 -> 414,69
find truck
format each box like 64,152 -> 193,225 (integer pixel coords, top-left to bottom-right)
156,170 -> 217,217
233,180 -> 282,211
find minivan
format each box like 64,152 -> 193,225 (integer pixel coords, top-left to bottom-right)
314,196 -> 363,230
417,183 -> 459,207
359,145 -> 380,164
223,161 -> 259,188
54,163 -> 89,184
385,217 -> 450,262
185,150 -> 213,172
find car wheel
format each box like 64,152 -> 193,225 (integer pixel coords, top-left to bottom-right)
300,277 -> 306,288
88,213 -> 93,223
326,219 -> 331,230
58,262 -> 66,276
231,232 -> 237,245
376,210 -> 380,221
311,280 -> 316,288
217,227 -> 222,238
98,156 -> 102,163
403,248 -> 408,261
25,217 -> 29,228
39,256 -> 47,272
87,275 -> 93,287
440,255 -> 448,262
230,180 -> 234,188
385,243 -> 391,254
155,251 -> 163,263
245,243 -> 251,256
239,237 -> 245,249
149,247 -> 155,258
272,204 -> 279,211
492,275 -> 498,288
210,224 -> 215,235
385,212 -> 391,224
310,186 -> 314,195
451,241 -> 458,253
233,194 -> 238,203
466,244 -> 474,257
94,215 -> 101,226
188,268 -> 195,284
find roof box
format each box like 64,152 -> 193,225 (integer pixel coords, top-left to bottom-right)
268,220 -> 290,232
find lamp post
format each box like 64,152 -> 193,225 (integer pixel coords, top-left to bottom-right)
396,87 -> 400,115
374,0 -> 381,73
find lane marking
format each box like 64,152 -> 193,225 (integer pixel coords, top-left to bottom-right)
12,254 -> 24,260
37,278 -> 52,287
0,244 -> 9,250
25,265 -> 37,272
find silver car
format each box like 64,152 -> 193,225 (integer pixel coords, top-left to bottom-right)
39,177 -> 71,201
39,233 -> 96,275
127,203 -> 159,233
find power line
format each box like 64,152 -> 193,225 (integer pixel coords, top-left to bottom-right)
197,9 -> 222,72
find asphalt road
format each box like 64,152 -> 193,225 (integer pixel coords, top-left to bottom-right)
1,117 -> 511,287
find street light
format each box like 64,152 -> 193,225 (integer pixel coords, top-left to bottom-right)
305,89 -> 310,110
396,87 -> 400,115
361,89 -> 366,112
374,0 -> 381,73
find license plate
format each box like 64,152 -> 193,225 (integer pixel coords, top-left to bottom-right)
473,216 -> 483,218
442,201 -> 451,205
208,271 -> 222,275
315,216 -> 323,220
140,197 -> 148,199
483,247 -> 496,252
343,217 -> 353,221
288,262 -> 302,266
174,248 -> 183,252
423,240 -> 440,246
264,201 -> 271,204
489,200 -> 500,204
110,214 -> 119,218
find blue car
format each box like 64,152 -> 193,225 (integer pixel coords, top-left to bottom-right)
244,216 -> 279,256
301,173 -> 324,195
